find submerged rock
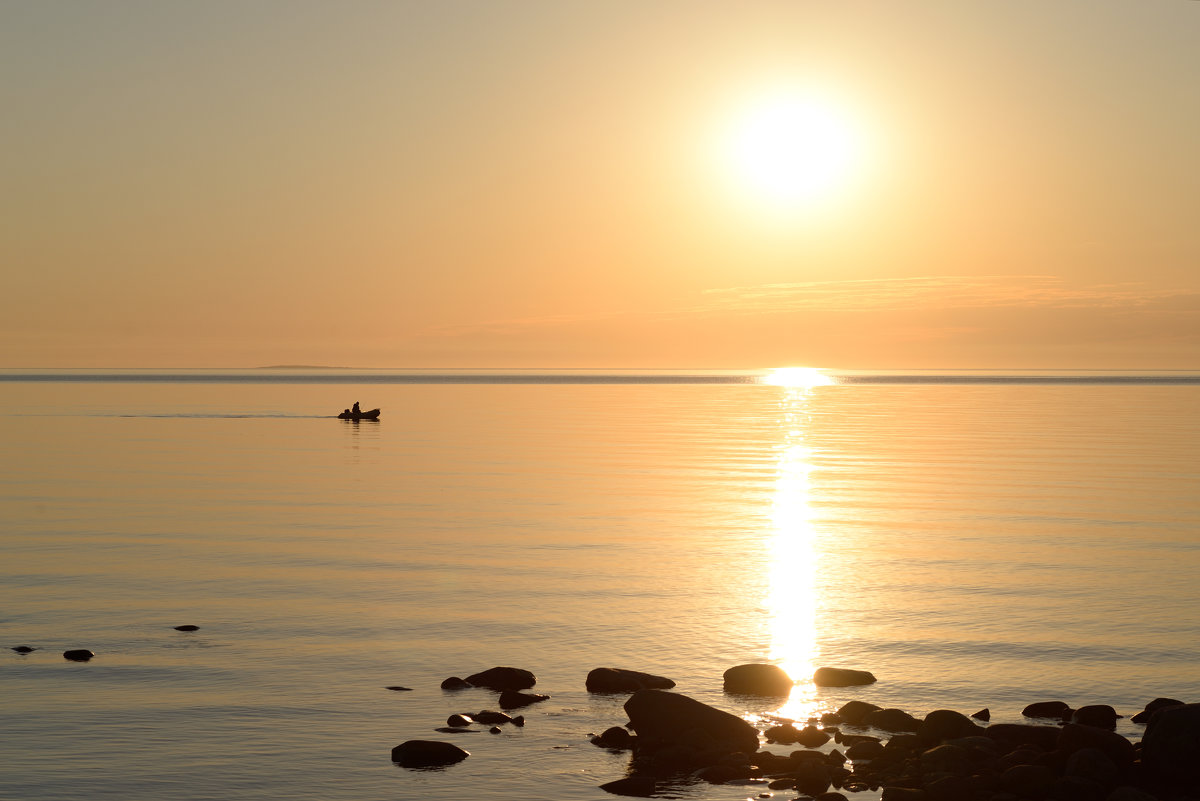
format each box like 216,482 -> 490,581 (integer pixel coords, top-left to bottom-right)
599,775 -> 657,797
586,667 -> 675,693
440,676 -> 471,690
390,740 -> 469,767
464,666 -> 536,691
473,709 -> 514,725
723,663 -> 793,696
12,646 -> 36,654
62,649 -> 94,661
865,708 -> 921,733
498,690 -> 549,709
446,714 -> 473,727
384,686 -> 413,691
813,667 -> 876,687
836,700 -> 882,725
173,625 -> 200,631
1021,700 -> 1071,719
591,726 -> 635,750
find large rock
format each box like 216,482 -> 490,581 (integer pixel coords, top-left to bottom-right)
390,740 -> 469,767
1072,704 -> 1120,729
599,776 -> 657,796
813,667 -> 876,687
837,700 -> 882,725
1141,702 -> 1200,783
624,689 -> 759,756
586,667 -> 676,693
723,663 -> 793,696
985,723 -> 1061,753
1130,697 -> 1184,724
464,666 -> 536,691
62,649 -> 94,661
919,709 -> 983,743
1058,723 -> 1135,765
865,708 -> 921,733
1022,700 -> 1071,719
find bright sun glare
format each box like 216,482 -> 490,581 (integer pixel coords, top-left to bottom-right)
763,367 -> 834,388
724,90 -> 862,211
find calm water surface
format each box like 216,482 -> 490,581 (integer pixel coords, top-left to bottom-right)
2,371 -> 1198,801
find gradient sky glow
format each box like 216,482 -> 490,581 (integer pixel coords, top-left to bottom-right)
3,1 -> 1197,368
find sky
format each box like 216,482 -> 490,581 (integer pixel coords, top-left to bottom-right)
2,0 -> 1197,369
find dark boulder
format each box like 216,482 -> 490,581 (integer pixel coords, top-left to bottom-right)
624,689 -> 759,756
464,666 -> 536,691
173,625 -> 199,631
390,740 -> 469,767
999,763 -> 1057,799
473,709 -> 514,725
1130,697 -> 1185,724
1072,704 -> 1120,729
813,666 -> 876,687
489,726 -> 501,734
498,690 -> 549,709
599,775 -> 657,797
986,723 -> 1061,753
1022,700 -> 1072,719
763,722 -> 805,744
920,743 -> 971,776
795,725 -> 832,748
586,667 -> 675,693
1057,723 -> 1135,765
511,715 -> 525,727
12,646 -> 36,654
62,649 -> 94,661
440,676 -> 471,690
446,714 -> 473,727
845,740 -> 885,761
919,709 -> 982,743
837,700 -> 882,725
1064,747 -> 1120,789
591,726 -> 635,750
722,663 -> 793,696
865,708 -> 921,733
1141,702 -> 1200,783
971,708 -> 990,721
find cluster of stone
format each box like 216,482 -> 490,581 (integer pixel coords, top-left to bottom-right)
591,664 -> 1200,801
392,666 -> 542,767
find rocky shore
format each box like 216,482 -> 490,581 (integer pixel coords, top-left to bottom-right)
390,663 -> 1199,801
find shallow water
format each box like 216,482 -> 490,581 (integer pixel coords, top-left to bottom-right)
2,371 -> 1198,800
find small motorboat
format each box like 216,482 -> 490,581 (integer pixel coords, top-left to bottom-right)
337,408 -> 381,420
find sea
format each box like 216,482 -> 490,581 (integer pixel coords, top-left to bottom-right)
2,368 -> 1198,801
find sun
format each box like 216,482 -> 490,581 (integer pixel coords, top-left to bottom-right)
722,89 -> 863,212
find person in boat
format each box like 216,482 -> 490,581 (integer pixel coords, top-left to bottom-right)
352,401 -> 361,414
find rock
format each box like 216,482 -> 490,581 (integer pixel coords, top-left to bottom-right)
813,666 -> 877,687
440,676 -> 471,690
764,723 -> 804,744
795,725 -> 832,748
865,708 -> 921,733
919,709 -> 982,743
586,667 -> 676,693
837,700 -> 882,725
792,759 -> 833,795
925,774 -> 973,801
879,789 -> 925,801
920,743 -> 971,775
1104,787 -> 1162,801
62,649 -> 94,661
723,663 -> 793,696
1130,697 -> 1184,724
971,708 -> 990,721
1058,723 -> 1135,765
1064,747 -> 1119,788
999,763 -> 1057,799
1141,702 -> 1200,783
985,723 -> 1061,752
433,726 -> 472,733
463,666 -> 536,691
446,714 -> 473,727
692,763 -> 741,784
1022,700 -> 1071,719
511,715 -> 525,727
498,690 -> 549,710
489,726 -> 501,734
624,689 -> 759,756
384,686 -> 412,691
1072,704 -> 1120,729
12,646 -> 36,654
173,625 -> 199,631
592,726 -> 635,750
599,776 -> 657,797
472,709 -> 514,725
845,740 -> 885,760
390,740 -> 469,767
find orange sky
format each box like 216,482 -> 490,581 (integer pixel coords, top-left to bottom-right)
3,1 -> 1197,368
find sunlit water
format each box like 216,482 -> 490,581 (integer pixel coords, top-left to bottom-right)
2,370 -> 1198,801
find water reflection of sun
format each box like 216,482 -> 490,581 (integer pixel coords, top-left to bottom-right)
766,378 -> 825,721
